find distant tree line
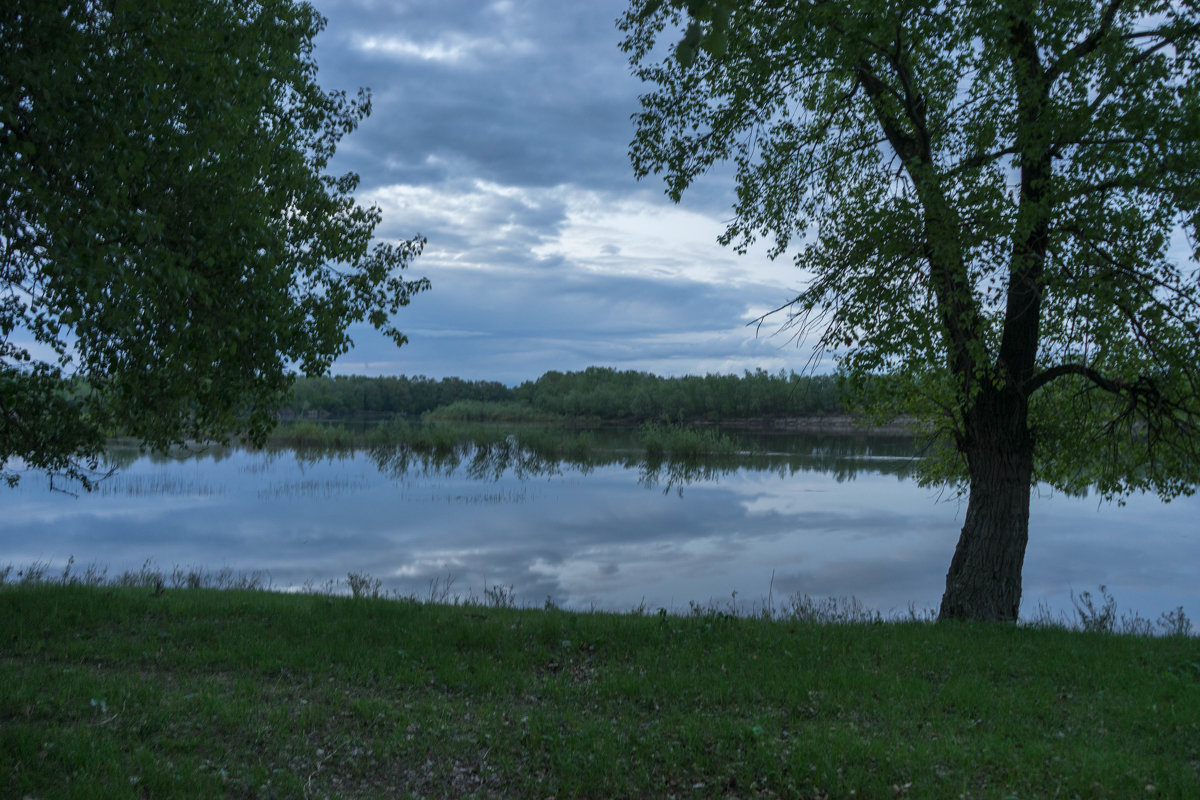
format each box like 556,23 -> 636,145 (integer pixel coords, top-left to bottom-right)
282,368 -> 846,421
515,367 -> 843,420
284,375 -> 511,418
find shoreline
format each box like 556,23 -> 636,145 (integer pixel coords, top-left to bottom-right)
274,411 -> 922,435
704,414 -> 919,435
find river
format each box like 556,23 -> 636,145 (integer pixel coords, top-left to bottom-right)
2,431 -> 1196,625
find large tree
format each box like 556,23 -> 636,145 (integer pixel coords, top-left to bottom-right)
620,0 -> 1200,621
1,0 -> 427,489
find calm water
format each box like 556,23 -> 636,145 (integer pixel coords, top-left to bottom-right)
3,433 -> 1197,623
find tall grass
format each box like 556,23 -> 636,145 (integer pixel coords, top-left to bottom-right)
2,559 -> 1193,636
639,422 -> 743,458
421,400 -> 567,423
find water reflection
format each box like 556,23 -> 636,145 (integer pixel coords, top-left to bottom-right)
1,432 -> 1196,624
369,439 -> 573,483
361,429 -> 920,490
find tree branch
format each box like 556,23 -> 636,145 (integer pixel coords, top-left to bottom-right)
948,145 -> 1019,177
1046,0 -> 1126,85
1026,361 -> 1124,397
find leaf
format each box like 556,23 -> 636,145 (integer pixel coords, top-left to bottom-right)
2,0 -> 426,489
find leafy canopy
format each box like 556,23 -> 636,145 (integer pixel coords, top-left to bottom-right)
621,0 -> 1200,499
1,0 -> 428,488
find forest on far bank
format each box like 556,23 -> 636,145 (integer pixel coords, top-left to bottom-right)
281,367 -> 848,423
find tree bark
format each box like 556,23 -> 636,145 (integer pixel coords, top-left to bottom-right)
936,14 -> 1049,623
938,390 -> 1035,622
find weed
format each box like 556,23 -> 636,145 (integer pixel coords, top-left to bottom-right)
1158,606 -> 1194,637
1026,599 -> 1066,629
114,559 -> 165,589
346,572 -> 383,600
17,560 -> 50,584
482,583 -> 517,609
782,593 -> 884,625
904,602 -> 937,622
426,573 -> 457,604
639,422 -> 742,458
0,560 -> 1193,640
51,556 -> 110,587
1071,585 -> 1119,633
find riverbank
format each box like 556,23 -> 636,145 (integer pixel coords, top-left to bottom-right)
278,408 -> 917,435
699,413 -> 920,435
3,584 -> 1197,799
259,415 -> 918,455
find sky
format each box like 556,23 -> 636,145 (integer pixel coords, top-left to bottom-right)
312,0 -> 809,384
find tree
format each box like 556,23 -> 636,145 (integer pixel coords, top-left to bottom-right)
620,0 -> 1200,621
1,0 -> 428,488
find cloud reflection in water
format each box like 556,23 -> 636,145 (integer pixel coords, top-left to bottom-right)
2,436 -> 1196,622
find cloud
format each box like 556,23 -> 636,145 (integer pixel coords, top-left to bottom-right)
307,0 -> 823,381
317,0 -> 648,192
531,189 -> 798,287
339,171 -> 820,381
353,31 -> 535,65
333,265 -> 808,383
360,179 -> 569,261
361,177 -> 795,283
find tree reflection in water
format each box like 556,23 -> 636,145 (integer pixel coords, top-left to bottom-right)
360,427 -> 921,491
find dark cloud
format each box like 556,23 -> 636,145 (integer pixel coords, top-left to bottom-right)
316,0 -> 652,195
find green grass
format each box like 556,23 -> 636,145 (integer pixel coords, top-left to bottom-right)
640,421 -> 742,458
2,584 -> 1198,799
421,400 -> 568,424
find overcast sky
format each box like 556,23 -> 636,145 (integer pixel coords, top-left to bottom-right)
313,0 -> 809,384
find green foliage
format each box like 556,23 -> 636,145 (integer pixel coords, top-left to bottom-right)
620,1 -> 1200,498
1,0 -> 428,488
514,366 -> 846,421
277,368 -> 848,422
284,374 -> 512,418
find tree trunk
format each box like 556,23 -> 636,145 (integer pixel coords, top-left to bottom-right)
938,393 -> 1035,622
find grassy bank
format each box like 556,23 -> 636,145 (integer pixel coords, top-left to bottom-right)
2,584 -> 1198,799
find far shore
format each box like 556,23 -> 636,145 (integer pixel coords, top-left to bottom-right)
277,409 -> 922,435
700,413 -> 920,435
